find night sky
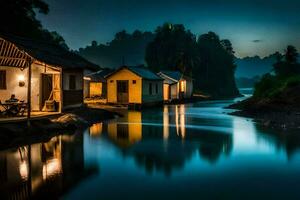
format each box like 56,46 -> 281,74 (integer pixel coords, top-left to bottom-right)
38,0 -> 300,58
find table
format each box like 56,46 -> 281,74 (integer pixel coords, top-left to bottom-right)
0,102 -> 28,117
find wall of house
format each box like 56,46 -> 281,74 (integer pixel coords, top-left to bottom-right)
185,79 -> 193,98
107,68 -> 142,104
83,79 -> 90,98
142,80 -> 163,103
0,66 -> 28,105
89,82 -> 102,97
62,69 -> 83,108
163,84 -> 169,101
170,83 -> 179,100
0,63 -> 60,111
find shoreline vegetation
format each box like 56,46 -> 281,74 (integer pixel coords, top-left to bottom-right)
229,46 -> 300,130
0,107 -> 120,150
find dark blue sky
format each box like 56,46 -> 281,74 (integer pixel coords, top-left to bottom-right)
38,0 -> 300,58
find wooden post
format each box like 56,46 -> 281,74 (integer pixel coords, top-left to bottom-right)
27,59 -> 32,127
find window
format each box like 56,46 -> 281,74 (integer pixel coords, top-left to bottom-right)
132,80 -> 136,84
155,84 -> 158,94
69,75 -> 76,90
0,70 -> 6,90
110,80 -> 114,83
149,83 -> 152,95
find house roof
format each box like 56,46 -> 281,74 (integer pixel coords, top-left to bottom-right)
159,71 -> 183,81
107,66 -> 163,80
158,71 -> 193,83
0,33 -> 100,71
85,68 -> 114,82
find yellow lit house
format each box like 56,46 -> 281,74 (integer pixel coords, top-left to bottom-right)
157,71 -> 193,101
83,69 -> 113,99
106,66 -> 163,106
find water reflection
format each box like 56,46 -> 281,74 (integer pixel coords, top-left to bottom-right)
87,104 -> 233,175
2,99 -> 300,199
0,132 -> 98,199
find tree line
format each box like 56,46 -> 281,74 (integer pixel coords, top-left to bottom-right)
145,23 -> 239,97
79,23 -> 240,98
76,30 -> 155,68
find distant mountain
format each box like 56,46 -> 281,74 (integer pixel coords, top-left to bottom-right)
236,76 -> 261,88
235,54 -> 277,78
75,30 -> 155,68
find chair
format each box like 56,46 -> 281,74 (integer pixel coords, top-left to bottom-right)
19,101 -> 27,116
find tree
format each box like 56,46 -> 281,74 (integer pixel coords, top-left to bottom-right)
273,46 -> 299,76
0,0 -> 68,48
91,40 -> 98,47
145,23 -> 197,75
221,39 -> 235,55
114,30 -> 129,41
195,32 -> 239,97
145,25 -> 239,98
285,45 -> 298,63
77,30 -> 155,68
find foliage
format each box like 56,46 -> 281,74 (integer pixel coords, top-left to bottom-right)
195,31 -> 238,97
0,0 -> 68,49
77,30 -> 155,68
145,23 -> 197,75
273,46 -> 300,77
254,74 -> 300,98
285,45 -> 298,64
145,24 -> 239,97
253,45 -> 300,98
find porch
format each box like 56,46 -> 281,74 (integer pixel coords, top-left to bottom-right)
0,36 -> 62,124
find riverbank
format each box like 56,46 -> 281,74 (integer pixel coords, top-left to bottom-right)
0,107 -> 119,150
229,85 -> 300,130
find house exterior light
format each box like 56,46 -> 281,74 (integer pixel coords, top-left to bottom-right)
18,74 -> 25,87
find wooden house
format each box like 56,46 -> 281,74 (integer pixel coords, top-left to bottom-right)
157,71 -> 193,101
0,33 -> 99,118
83,69 -> 113,99
106,66 -> 163,106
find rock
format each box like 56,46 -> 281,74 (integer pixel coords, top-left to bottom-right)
52,113 -> 88,128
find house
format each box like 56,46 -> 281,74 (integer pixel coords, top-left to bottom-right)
83,68 -> 113,99
0,33 -> 99,118
106,66 -> 163,106
157,71 -> 193,101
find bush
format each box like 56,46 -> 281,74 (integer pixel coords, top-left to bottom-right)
253,74 -> 276,97
253,74 -> 300,98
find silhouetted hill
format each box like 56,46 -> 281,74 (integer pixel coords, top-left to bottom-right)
75,30 -> 155,68
235,54 -> 276,78
236,76 -> 261,88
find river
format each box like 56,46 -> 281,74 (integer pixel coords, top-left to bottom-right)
1,91 -> 300,199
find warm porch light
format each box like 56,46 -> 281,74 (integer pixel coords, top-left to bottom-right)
18,74 -> 25,87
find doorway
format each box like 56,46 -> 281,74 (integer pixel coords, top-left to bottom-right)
117,80 -> 129,104
41,74 -> 53,110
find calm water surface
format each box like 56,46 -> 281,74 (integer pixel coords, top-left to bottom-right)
1,94 -> 300,199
